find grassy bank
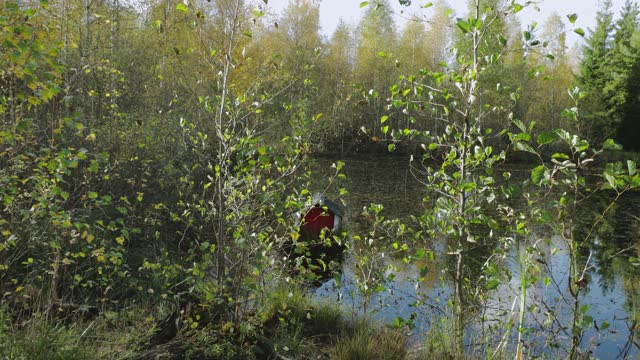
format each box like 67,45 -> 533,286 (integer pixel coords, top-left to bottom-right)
0,288 -> 416,360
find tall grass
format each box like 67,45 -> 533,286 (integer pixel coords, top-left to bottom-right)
0,307 -> 90,360
329,320 -> 407,360
260,286 -> 411,360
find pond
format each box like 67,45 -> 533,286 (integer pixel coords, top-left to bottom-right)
309,155 -> 640,359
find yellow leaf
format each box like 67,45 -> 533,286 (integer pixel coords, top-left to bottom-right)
86,234 -> 95,243
115,236 -> 125,245
28,96 -> 40,105
15,286 -> 24,292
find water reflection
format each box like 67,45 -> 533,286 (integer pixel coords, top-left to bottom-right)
310,155 -> 640,358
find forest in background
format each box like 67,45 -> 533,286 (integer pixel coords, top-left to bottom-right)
2,0 -> 640,358
4,0 -> 640,154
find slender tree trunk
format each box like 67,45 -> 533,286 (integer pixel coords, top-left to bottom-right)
568,190 -> 582,359
109,0 -> 118,145
453,0 -> 480,354
215,0 -> 242,290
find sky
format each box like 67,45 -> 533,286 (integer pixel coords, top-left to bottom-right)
265,0 -> 627,46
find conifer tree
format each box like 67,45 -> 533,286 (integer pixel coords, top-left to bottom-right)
578,0 -> 615,142
617,2 -> 640,150
606,0 -> 639,144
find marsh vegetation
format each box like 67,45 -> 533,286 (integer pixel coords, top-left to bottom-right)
1,0 -> 640,358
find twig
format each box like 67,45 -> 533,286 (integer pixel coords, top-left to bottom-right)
80,320 -> 95,338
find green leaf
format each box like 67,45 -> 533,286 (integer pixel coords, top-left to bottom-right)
456,19 -> 471,34
513,132 -> 531,142
574,28 -> 585,37
388,143 -> 396,152
176,3 -> 188,12
536,131 -> 557,146
584,315 -> 593,326
604,171 -> 617,189
555,128 -> 571,142
486,279 -> 500,290
560,108 -> 578,121
531,165 -> 545,185
503,185 -> 521,199
627,160 -> 637,176
603,138 -> 622,151
513,119 -> 527,133
381,125 -> 389,134
88,192 -> 98,199
380,115 -> 389,124
514,142 -> 536,154
359,1 -> 369,7
567,13 -> 578,24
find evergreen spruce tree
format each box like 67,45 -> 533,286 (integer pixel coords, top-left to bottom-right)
578,0 -> 615,143
618,6 -> 640,151
605,0 -> 639,142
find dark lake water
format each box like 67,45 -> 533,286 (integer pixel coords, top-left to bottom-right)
308,155 -> 640,359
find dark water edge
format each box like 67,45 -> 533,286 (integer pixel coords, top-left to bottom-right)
308,155 -> 640,359
313,140 -> 640,169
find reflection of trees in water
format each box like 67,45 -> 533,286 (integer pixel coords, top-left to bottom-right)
455,240 -> 495,303
618,201 -> 640,352
572,192 -> 640,294
310,156 -> 640,355
622,272 -> 640,353
456,188 -> 640,357
310,156 -> 426,220
552,190 -> 640,357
